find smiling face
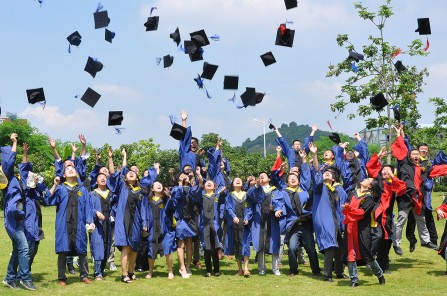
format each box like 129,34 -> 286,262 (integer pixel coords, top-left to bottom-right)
360,177 -> 373,189
232,177 -> 243,189
126,170 -> 138,184
323,170 -> 334,182
323,150 -> 334,161
64,165 -> 77,179
381,166 -> 393,179
205,180 -> 215,191
346,150 -> 355,161
130,165 -> 139,176
64,159 -> 74,168
259,172 -> 270,185
190,138 -> 199,152
287,174 -> 299,188
152,181 -> 163,194
96,174 -> 107,187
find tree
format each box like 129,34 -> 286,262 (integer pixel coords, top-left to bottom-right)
327,0 -> 431,162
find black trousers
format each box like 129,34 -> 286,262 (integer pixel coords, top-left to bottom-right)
58,253 -> 88,281
406,208 -> 438,245
204,232 -> 219,273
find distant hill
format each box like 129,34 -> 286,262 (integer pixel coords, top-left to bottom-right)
241,122 -> 333,154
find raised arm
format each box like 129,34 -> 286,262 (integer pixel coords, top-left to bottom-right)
107,146 -> 115,174
1,133 -> 19,180
121,147 -> 127,168
79,134 -> 87,157
391,126 -> 408,161
48,136 -> 61,161
308,142 -> 319,172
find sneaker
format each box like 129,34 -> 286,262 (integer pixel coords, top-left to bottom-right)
67,263 -> 76,275
109,263 -> 117,271
393,245 -> 403,256
421,242 -> 438,250
273,270 -> 281,276
73,257 -> 79,267
378,275 -> 386,285
350,282 -> 359,287
179,269 -> 189,279
20,280 -> 36,291
2,280 -> 18,289
258,270 -> 266,276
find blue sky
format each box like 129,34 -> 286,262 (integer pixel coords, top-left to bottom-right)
1,0 -> 445,150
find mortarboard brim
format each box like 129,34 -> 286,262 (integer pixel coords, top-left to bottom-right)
108,111 -> 123,126
223,76 -> 239,90
163,55 -> 174,68
67,31 -> 82,46
275,24 -> 295,48
170,123 -> 187,141
394,60 -> 406,72
190,29 -> 210,48
105,29 -> 115,43
26,88 -> 45,104
260,52 -> 276,66
170,28 -> 181,46
370,93 -> 388,111
348,50 -> 364,62
84,57 -> 103,78
201,62 -> 218,80
80,87 -> 101,108
328,132 -> 341,144
415,18 -> 431,35
94,11 -> 110,29
144,16 -> 159,31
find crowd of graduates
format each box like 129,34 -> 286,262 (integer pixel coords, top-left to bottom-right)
2,110 -> 447,291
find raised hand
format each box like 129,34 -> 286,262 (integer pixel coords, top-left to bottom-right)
276,146 -> 282,153
181,110 -> 188,121
48,137 -> 56,149
354,132 -> 361,141
308,142 -> 317,154
10,133 -> 18,143
79,134 -> 87,146
107,146 -> 113,158
23,142 -> 29,153
121,147 -> 126,156
54,176 -> 61,186
71,143 -> 78,153
312,125 -> 318,132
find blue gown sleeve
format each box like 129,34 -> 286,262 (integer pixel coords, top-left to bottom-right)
43,185 -> 61,206
335,186 -> 348,231
178,126 -> 192,168
225,193 -> 236,219
244,200 -> 254,222
76,156 -> 87,183
207,148 -> 222,181
334,145 -> 345,170
106,169 -> 125,195
311,166 -> 324,194
140,167 -> 159,189
189,185 -> 203,203
302,135 -> 313,155
54,159 -> 64,178
18,162 -> 33,188
299,163 -> 311,192
90,193 -> 101,221
404,135 -> 412,151
353,139 -> 370,165
276,136 -> 294,168
246,185 -> 265,204
1,146 -> 16,180
88,164 -> 103,189
224,158 -> 231,176
140,195 -> 148,228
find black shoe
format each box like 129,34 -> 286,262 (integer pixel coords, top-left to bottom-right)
378,275 -> 386,285
393,246 -> 403,256
312,271 -> 323,277
19,280 -> 36,291
336,273 -> 349,279
410,243 -> 416,253
2,280 -> 18,289
323,276 -> 333,282
421,242 -> 438,250
350,282 -> 359,287
67,263 -> 76,275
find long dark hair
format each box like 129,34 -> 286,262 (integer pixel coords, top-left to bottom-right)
370,179 -> 382,202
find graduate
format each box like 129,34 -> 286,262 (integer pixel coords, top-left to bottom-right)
435,195 -> 447,275
225,177 -> 252,276
333,133 -> 370,195
342,177 -> 385,287
90,173 -> 115,280
18,143 -> 47,276
144,180 -> 177,280
1,133 -> 36,290
106,148 -> 152,283
366,146 -> 407,272
193,167 -> 227,277
310,152 -> 348,282
45,164 -> 94,285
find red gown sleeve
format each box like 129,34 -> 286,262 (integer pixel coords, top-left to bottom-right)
391,136 -> 408,161
366,153 -> 381,178
343,205 -> 365,224
391,177 -> 407,196
271,156 -> 284,177
429,164 -> 447,179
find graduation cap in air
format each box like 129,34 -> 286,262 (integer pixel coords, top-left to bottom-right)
67,31 -> 82,47
415,18 -> 431,35
94,10 -> 110,29
170,123 -> 187,141
394,60 -> 406,72
268,119 -> 276,130
190,29 -> 210,48
144,16 -> 159,31
223,76 -> 239,90
108,111 -> 123,126
260,51 -> 276,66
239,88 -> 264,108
328,132 -> 341,144
26,88 -> 45,104
183,40 -> 196,54
84,57 -> 103,78
163,55 -> 174,68
284,0 -> 298,10
105,29 -> 115,43
201,62 -> 218,80
80,87 -> 101,108
170,27 -> 181,46
370,93 -> 388,111
189,48 -> 204,62
348,50 -> 364,63
275,24 -> 295,47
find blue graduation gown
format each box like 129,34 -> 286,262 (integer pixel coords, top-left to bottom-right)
224,191 -> 251,257
281,188 -> 311,241
43,182 -> 93,254
172,185 -> 202,240
311,168 -> 347,252
1,146 -> 25,237
179,126 -> 205,171
107,167 -> 152,252
276,135 -> 312,169
90,189 -> 114,261
55,156 -> 88,183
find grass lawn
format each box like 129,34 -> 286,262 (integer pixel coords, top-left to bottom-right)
1,193 -> 446,296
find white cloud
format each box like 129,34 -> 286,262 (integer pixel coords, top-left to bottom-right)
428,62 -> 447,81
93,84 -> 146,102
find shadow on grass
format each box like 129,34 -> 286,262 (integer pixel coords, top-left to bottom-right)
427,270 -> 446,277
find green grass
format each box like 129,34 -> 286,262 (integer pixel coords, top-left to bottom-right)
1,193 -> 447,296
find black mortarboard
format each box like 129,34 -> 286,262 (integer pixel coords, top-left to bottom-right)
348,50 -> 364,62
328,132 -> 341,144
275,24 -> 295,47
26,88 -> 45,104
94,11 -> 110,29
269,122 -> 276,130
163,55 -> 174,68
394,60 -> 406,72
170,123 -> 187,141
370,93 -> 388,111
80,87 -> 101,108
189,49 -> 203,62
67,31 -> 82,46
84,57 -> 103,78
254,92 -> 265,105
183,40 -> 196,54
324,165 -> 341,182
393,108 -> 401,123
144,16 -> 159,31
284,0 -> 298,10
190,29 -> 210,48
170,27 -> 181,46
240,87 -> 257,107
108,111 -> 123,126
105,29 -> 115,43
415,18 -> 431,35
223,76 -> 239,90
201,62 -> 218,80
260,51 -> 276,66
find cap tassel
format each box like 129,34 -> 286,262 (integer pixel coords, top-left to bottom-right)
351,62 -> 358,72
39,101 -> 46,110
228,92 -> 236,103
155,57 -> 162,65
114,127 -> 125,134
205,88 -> 212,99
150,7 -> 158,16
286,20 -> 294,24
402,119 -> 407,126
68,43 -> 71,53
169,115 -> 177,125
178,45 -> 186,52
393,48 -> 401,57
209,34 -> 220,41
326,120 -> 333,131
96,2 -> 104,12
424,37 -> 430,51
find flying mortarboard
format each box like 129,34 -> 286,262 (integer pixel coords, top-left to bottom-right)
348,50 -> 364,62
170,123 -> 187,141
105,29 -> 115,43
170,27 -> 181,46
370,93 -> 388,111
394,60 -> 406,72
223,76 -> 239,90
189,49 -> 204,62
275,24 -> 295,47
80,87 -> 101,108
144,16 -> 159,31
260,51 -> 276,66
415,18 -> 431,35
26,88 -> 45,104
108,111 -> 123,126
328,132 -> 341,144
190,29 -> 210,48
392,105 -> 401,123
94,10 -> 110,29
163,55 -> 174,68
284,0 -> 298,10
67,31 -> 82,47
84,57 -> 103,78
240,87 -> 257,107
183,40 -> 196,54
201,62 -> 218,80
